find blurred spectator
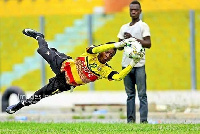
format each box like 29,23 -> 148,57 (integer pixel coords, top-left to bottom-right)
117,0 -> 151,123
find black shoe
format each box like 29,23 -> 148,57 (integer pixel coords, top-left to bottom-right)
6,102 -> 24,114
22,28 -> 44,39
141,120 -> 148,124
127,120 -> 135,123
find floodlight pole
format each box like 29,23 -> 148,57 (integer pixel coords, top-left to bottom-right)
40,16 -> 46,87
87,14 -> 95,91
189,10 -> 196,90
0,46 -> 1,91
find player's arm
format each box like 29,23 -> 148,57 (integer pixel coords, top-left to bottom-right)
117,32 -> 136,50
139,22 -> 151,48
119,33 -> 151,49
117,38 -> 124,50
108,60 -> 139,81
87,42 -> 125,54
136,36 -> 151,48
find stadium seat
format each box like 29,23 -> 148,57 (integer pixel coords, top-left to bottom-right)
1,0 -> 200,91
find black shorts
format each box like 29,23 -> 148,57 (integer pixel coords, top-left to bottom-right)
36,38 -> 74,93
37,47 -> 72,74
37,47 -> 74,93
48,72 -> 72,93
37,38 -> 72,75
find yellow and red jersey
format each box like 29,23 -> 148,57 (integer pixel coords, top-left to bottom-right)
60,48 -> 115,86
60,43 -> 135,86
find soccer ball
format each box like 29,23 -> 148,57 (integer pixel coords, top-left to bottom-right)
124,38 -> 145,59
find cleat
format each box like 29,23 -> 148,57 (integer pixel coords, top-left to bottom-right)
6,102 -> 24,114
141,120 -> 148,124
22,28 -> 44,39
6,104 -> 18,114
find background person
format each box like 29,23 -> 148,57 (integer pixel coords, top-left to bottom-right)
117,0 -> 151,123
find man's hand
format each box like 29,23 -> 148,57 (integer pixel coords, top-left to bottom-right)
124,32 -> 142,46
115,37 -> 137,49
124,32 -> 132,39
129,57 -> 142,67
124,37 -> 137,44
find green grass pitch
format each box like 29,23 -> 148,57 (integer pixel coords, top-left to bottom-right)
0,122 -> 200,134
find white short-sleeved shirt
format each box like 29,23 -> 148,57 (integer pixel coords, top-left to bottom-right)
117,20 -> 150,67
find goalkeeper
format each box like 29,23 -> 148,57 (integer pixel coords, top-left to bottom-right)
6,29 -> 141,114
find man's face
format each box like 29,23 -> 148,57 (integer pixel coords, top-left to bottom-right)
98,49 -> 116,64
129,4 -> 141,19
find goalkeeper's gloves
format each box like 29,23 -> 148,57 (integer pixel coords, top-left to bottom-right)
129,60 -> 136,67
129,57 -> 141,67
114,40 -> 126,48
114,37 -> 137,48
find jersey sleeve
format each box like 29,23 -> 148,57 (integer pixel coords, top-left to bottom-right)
104,64 -> 133,81
86,46 -> 95,54
86,43 -> 116,54
142,22 -> 151,37
117,25 -> 125,39
111,65 -> 133,81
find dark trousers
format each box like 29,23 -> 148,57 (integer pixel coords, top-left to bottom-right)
123,66 -> 148,123
23,37 -> 72,106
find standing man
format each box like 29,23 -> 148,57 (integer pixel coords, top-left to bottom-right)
117,0 -> 151,123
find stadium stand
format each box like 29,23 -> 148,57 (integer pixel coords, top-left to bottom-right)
122,0 -> 200,12
93,10 -> 199,90
144,11 -> 191,89
0,0 -> 104,16
0,16 -> 39,72
0,0 -> 200,92
1,14 -> 113,91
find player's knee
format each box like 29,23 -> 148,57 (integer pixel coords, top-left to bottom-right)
138,93 -> 147,99
38,39 -> 48,48
37,47 -> 49,55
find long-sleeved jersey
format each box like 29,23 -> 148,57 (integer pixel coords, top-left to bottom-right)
60,43 -> 134,86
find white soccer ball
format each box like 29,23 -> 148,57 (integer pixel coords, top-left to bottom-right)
124,38 -> 145,59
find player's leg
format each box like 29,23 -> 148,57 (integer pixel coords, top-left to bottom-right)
6,73 -> 72,114
135,66 -> 148,123
123,67 -> 136,123
22,28 -> 44,39
22,28 -> 71,74
36,37 -> 70,74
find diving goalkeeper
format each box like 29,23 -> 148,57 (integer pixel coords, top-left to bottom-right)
6,29 -> 141,114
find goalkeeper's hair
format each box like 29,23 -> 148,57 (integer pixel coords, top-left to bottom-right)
130,1 -> 141,8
